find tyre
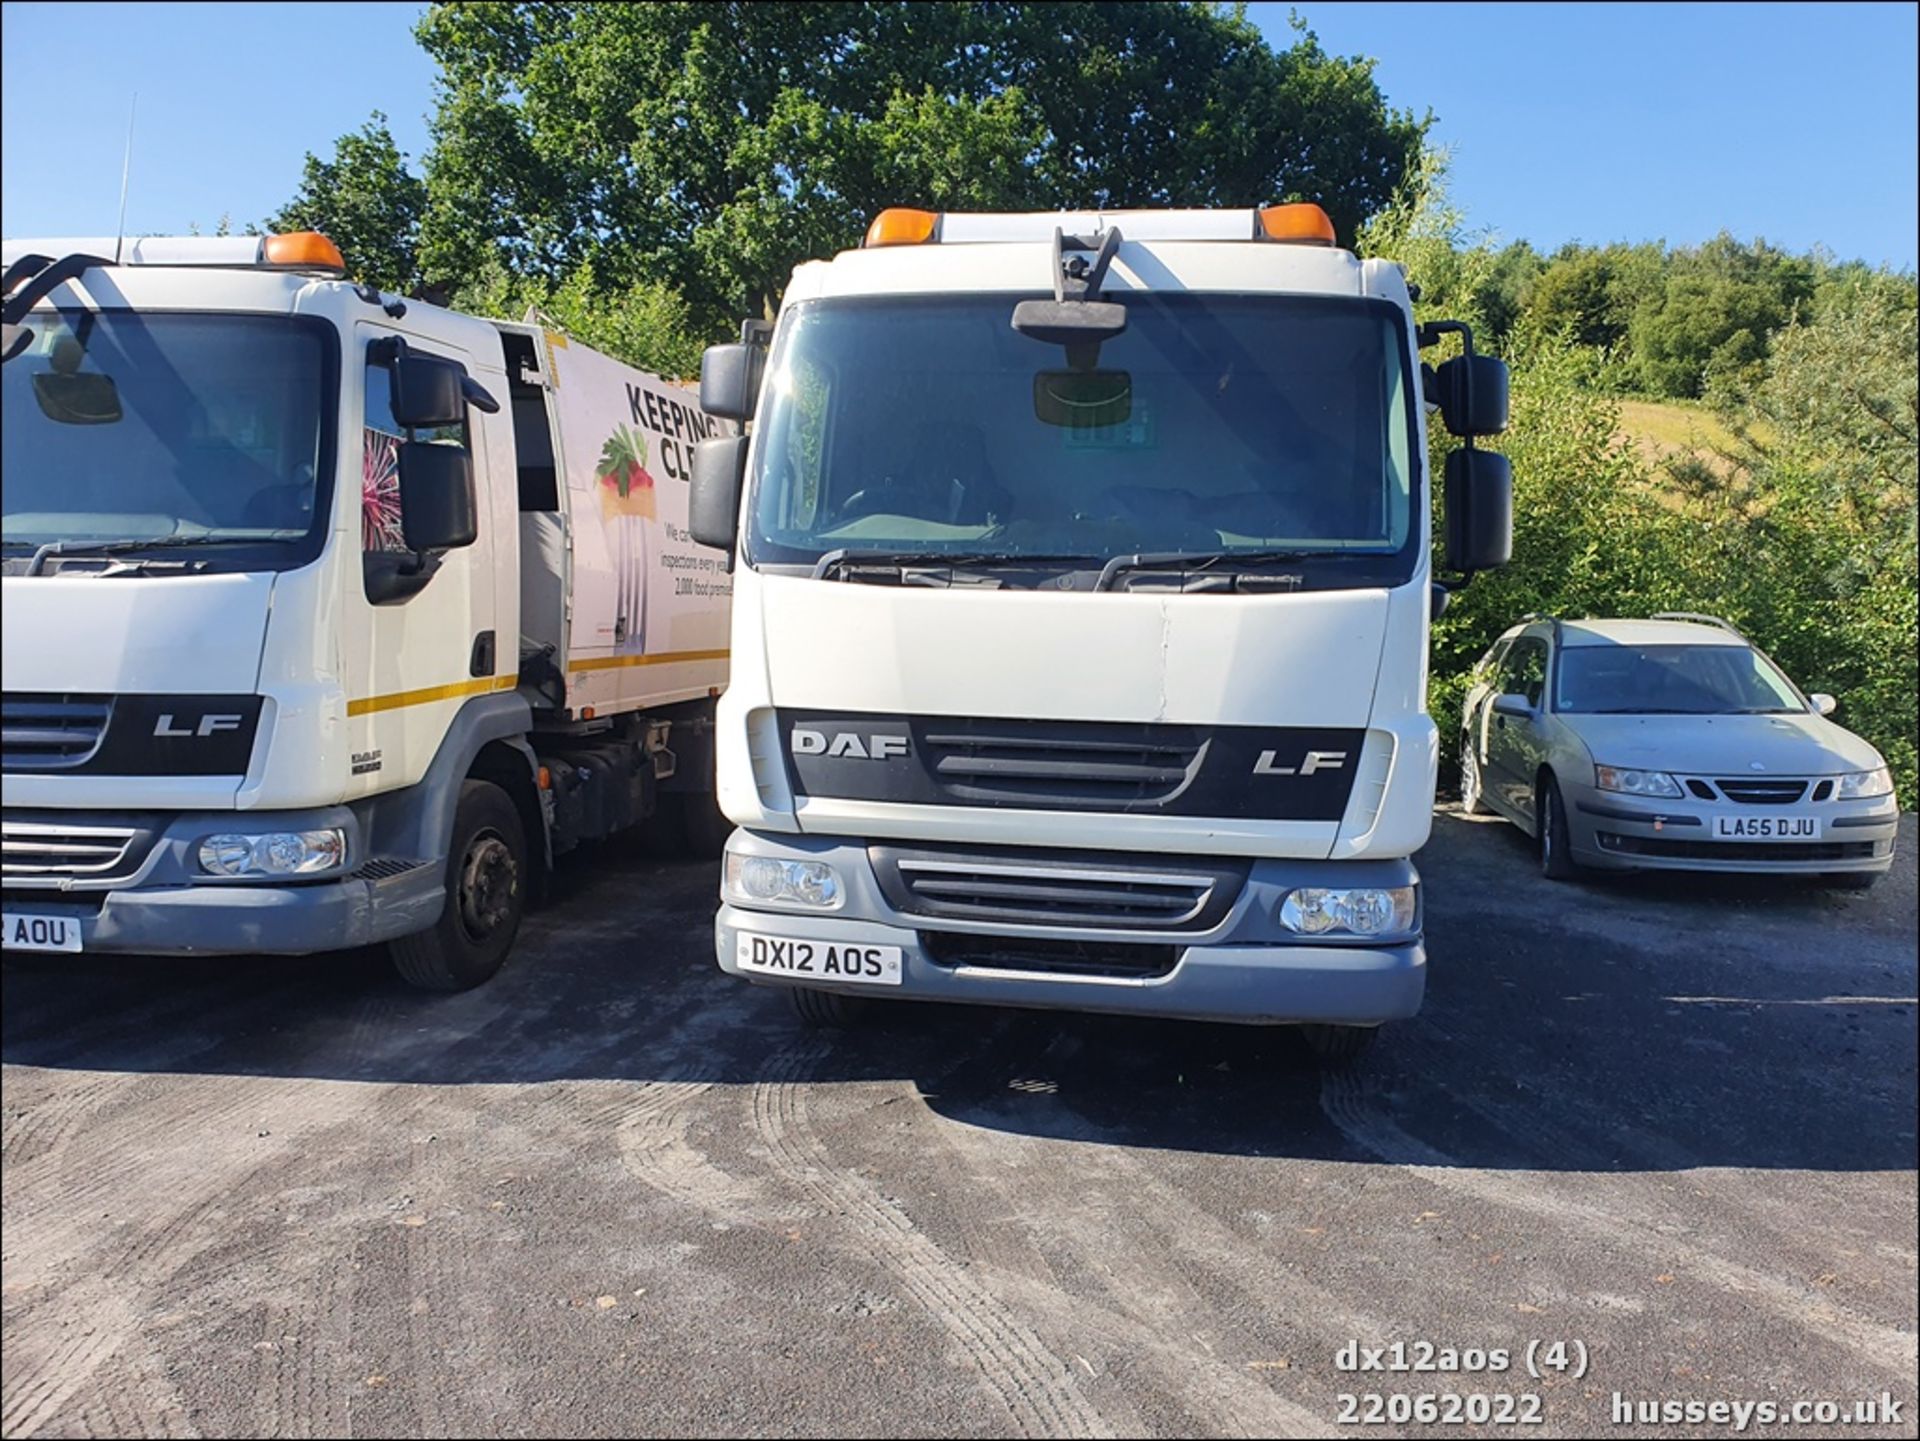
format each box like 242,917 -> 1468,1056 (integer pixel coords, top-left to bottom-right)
1459,738 -> 1488,815
391,779 -> 528,992
1822,871 -> 1880,891
1538,775 -> 1581,881
786,986 -> 871,1029
678,788 -> 735,858
1299,1023 -> 1378,1066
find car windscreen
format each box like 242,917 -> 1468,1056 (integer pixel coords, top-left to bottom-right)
2,308 -> 336,569
1555,643 -> 1805,714
744,293 -> 1418,583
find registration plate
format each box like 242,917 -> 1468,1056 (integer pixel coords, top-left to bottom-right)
735,934 -> 903,987
1713,814 -> 1821,841
2,912 -> 84,953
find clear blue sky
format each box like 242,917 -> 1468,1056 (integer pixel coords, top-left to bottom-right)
2,1 -> 1914,268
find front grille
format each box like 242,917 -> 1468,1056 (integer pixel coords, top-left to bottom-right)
921,721 -> 1205,807
2,694 -> 112,771
872,844 -> 1247,932
2,820 -> 139,881
1598,832 -> 1881,862
1713,778 -> 1810,804
921,932 -> 1180,979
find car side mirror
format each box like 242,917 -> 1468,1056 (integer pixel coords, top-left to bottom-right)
1491,692 -> 1534,719
689,434 -> 750,552
1809,692 -> 1838,717
1436,353 -> 1509,437
398,441 -> 477,552
389,352 -> 469,429
700,343 -> 766,423
1444,448 -> 1513,573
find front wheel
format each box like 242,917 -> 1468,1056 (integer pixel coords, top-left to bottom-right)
1299,1024 -> 1378,1067
786,986 -> 872,1029
1822,871 -> 1880,892
1538,776 -> 1581,881
391,780 -> 528,992
1459,739 -> 1488,815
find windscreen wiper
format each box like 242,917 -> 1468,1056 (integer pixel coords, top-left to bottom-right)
1093,548 -> 1317,591
810,549 -> 1096,581
22,536 -> 252,574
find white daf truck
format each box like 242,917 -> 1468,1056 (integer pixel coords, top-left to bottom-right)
1,232 -> 731,988
687,204 -> 1512,1059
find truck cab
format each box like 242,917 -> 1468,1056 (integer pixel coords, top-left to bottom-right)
2,233 -> 730,987
688,205 -> 1511,1059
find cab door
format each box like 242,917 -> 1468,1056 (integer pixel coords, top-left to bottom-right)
341,323 -> 498,796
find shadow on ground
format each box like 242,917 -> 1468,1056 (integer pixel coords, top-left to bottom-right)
5,815 -> 1915,1175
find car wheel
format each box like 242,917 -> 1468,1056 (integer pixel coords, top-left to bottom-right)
1299,1023 -> 1378,1066
786,986 -> 872,1029
1459,739 -> 1488,815
1822,871 -> 1880,892
391,780 -> 527,992
1538,775 -> 1581,881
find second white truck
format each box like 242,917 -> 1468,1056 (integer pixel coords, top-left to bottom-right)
2,232 -> 731,987
688,204 -> 1513,1059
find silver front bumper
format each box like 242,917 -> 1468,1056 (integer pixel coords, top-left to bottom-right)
714,829 -> 1426,1026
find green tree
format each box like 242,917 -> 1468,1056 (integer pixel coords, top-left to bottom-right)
455,259 -> 708,380
1625,233 -> 1814,398
265,113 -> 428,294
412,1 -> 1426,325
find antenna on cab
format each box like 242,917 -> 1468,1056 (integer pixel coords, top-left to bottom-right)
114,93 -> 138,265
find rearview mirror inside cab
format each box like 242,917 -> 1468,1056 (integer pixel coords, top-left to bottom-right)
1032,369 -> 1132,428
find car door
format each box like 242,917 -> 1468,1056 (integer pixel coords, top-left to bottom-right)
1462,634 -> 1513,770
1486,636 -> 1550,820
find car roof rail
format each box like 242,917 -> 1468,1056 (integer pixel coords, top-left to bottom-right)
1515,611 -> 1563,640
1651,611 -> 1748,642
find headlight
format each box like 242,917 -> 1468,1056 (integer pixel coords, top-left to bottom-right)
723,853 -> 843,910
198,829 -> 346,877
1594,765 -> 1683,799
1836,767 -> 1894,800
1277,885 -> 1417,937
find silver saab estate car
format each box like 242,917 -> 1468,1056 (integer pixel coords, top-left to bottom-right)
1460,613 -> 1898,886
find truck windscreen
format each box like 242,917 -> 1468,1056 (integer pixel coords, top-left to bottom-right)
745,293 -> 1420,584
1,309 -> 337,570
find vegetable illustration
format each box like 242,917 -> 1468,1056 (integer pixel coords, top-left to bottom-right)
596,423 -> 657,519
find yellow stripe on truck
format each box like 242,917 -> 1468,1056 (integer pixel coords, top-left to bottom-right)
568,648 -> 730,675
347,675 -> 518,717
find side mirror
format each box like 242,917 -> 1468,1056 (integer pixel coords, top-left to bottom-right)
700,343 -> 766,423
1436,353 -> 1509,437
689,434 -> 750,551
398,441 -> 477,551
1808,693 -> 1838,717
1444,448 -> 1513,573
389,353 -> 468,430
1491,693 -> 1534,719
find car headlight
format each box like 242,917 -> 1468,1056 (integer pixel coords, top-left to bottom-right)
723,853 -> 844,910
1835,767 -> 1894,800
1277,885 -> 1417,937
1594,765 -> 1683,799
198,829 -> 346,877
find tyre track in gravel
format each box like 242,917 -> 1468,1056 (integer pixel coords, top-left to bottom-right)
750,1036 -> 1116,1439
1318,1067 -> 1919,1381
1393,1027 -> 1920,1306
1,1080 -> 386,1438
